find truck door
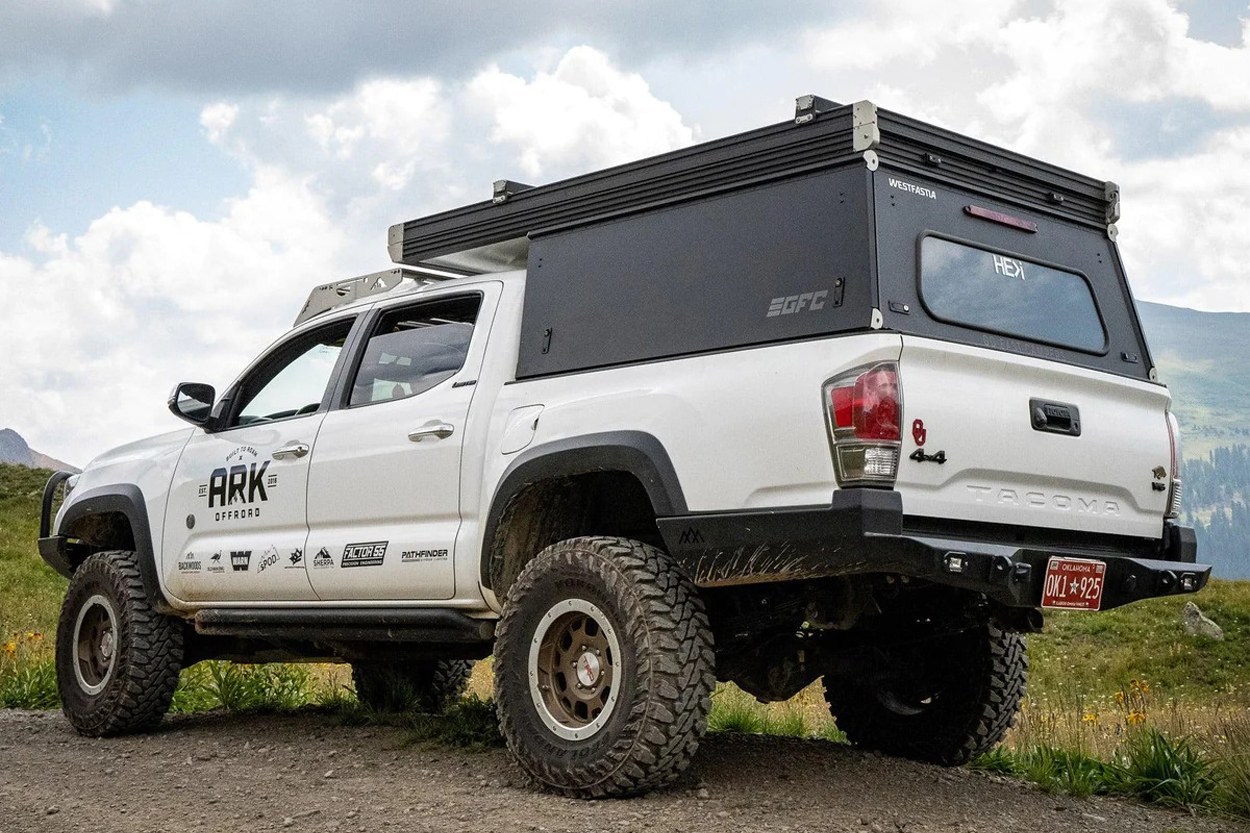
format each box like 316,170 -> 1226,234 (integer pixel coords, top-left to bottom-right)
162,316 -> 359,602
304,284 -> 499,601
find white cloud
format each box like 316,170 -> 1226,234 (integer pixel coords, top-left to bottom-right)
468,45 -> 697,178
1,47 -> 696,463
798,0 -> 1250,313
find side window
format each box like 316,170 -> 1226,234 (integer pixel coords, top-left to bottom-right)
349,296 -> 481,407
230,318 -> 354,428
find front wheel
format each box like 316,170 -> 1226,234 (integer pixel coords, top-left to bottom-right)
823,622 -> 1026,765
494,537 -> 715,798
55,550 -> 184,736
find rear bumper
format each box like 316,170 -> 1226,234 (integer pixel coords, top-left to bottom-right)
656,490 -> 1208,610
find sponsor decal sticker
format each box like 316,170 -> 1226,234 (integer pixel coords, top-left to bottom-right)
177,552 -> 202,572
312,547 -> 335,569
257,545 -> 281,573
286,548 -> 304,570
887,177 -> 938,199
207,551 -> 224,573
199,446 -> 277,523
230,550 -> 252,572
400,548 -> 449,563
342,541 -> 387,568
766,290 -> 829,318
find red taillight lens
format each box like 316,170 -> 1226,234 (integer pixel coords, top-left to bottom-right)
824,362 -> 903,487
853,366 -> 900,441
831,387 -> 853,429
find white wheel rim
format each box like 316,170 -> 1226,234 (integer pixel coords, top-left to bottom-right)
527,598 -> 623,742
72,594 -> 119,696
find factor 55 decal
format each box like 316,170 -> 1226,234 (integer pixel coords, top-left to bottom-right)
342,542 -> 387,568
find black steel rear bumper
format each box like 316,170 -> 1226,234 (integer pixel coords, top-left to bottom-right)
656,490 -> 1208,610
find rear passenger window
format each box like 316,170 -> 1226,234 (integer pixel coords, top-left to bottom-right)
349,295 -> 481,407
920,236 -> 1106,353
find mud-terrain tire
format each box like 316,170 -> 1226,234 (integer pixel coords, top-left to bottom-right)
494,536 -> 715,799
824,622 -> 1026,765
351,659 -> 473,713
55,550 -> 184,736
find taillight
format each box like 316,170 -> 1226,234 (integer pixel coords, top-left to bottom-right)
824,362 -> 902,486
1165,410 -> 1183,519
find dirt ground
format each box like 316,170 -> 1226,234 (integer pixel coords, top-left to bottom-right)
1,709 -> 1246,833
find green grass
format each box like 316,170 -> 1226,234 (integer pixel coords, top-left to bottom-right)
0,464 -> 67,640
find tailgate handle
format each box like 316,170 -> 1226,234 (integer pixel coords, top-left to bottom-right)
1030,399 -> 1081,437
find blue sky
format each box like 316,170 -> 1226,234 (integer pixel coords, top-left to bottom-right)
2,0 -> 1250,464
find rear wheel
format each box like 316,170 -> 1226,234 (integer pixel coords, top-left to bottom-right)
350,659 -> 473,713
823,622 -> 1026,765
494,536 -> 715,798
55,550 -> 184,736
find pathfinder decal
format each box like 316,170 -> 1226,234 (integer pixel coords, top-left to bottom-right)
230,550 -> 252,572
312,547 -> 335,569
342,541 -> 387,568
401,548 -> 449,563
887,177 -> 937,199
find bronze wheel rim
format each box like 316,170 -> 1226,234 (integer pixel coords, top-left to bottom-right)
528,598 -> 622,741
72,594 -> 118,695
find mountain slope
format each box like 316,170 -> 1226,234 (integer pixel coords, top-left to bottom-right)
0,429 -> 78,473
1138,301 -> 1250,459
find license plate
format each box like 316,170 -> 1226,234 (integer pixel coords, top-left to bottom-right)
1040,557 -> 1106,610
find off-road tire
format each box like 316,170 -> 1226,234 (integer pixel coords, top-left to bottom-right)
824,622 -> 1026,765
494,536 -> 715,799
55,550 -> 184,736
351,659 -> 473,713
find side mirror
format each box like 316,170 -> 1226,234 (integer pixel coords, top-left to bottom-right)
168,382 -> 216,426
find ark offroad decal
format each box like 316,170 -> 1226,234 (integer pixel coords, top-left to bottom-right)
342,541 -> 387,568
401,548 -> 449,563
208,551 -> 224,573
312,547 -> 335,569
196,446 -> 277,523
177,552 -> 202,572
230,550 -> 252,572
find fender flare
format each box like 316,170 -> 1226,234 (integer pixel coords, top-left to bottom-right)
479,431 -> 687,590
57,484 -> 174,614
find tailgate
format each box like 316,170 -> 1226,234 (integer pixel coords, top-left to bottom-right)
897,336 -> 1171,538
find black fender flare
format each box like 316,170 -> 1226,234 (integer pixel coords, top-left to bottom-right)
57,484 -> 174,614
479,431 -> 687,591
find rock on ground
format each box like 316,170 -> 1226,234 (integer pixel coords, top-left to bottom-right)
1183,601 -> 1225,640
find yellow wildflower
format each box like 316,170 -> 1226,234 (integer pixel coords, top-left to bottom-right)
1126,711 -> 1146,725
1,641 -> 15,658
1082,713 -> 1098,723
1115,691 -> 1126,706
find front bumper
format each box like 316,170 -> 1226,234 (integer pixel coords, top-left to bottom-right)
656,490 -> 1208,610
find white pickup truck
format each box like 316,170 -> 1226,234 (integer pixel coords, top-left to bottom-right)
39,97 -> 1205,798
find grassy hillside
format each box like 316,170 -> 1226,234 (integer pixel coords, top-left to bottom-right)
1138,301 -> 1250,460
0,463 -> 66,640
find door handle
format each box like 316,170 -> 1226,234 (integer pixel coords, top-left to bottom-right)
408,421 -> 455,442
272,442 -> 310,460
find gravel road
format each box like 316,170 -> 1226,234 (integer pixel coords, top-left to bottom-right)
0,709 -> 1244,833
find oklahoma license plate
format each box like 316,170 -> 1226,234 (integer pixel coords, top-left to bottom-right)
1040,557 -> 1106,610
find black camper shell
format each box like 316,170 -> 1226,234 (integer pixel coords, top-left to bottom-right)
389,97 -> 1154,384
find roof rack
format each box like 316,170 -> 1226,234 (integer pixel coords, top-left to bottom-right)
293,265 -> 463,327
388,95 -> 1116,268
